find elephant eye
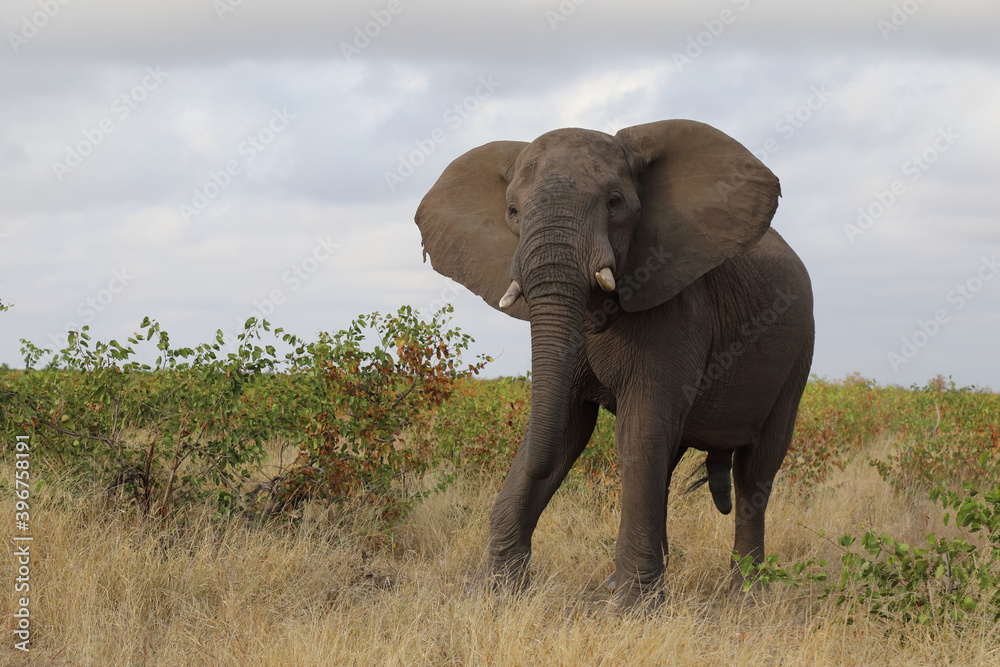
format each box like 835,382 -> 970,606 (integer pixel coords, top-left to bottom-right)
607,193 -> 623,210
507,204 -> 518,219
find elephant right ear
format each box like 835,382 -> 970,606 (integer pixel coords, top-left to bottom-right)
415,140 -> 530,321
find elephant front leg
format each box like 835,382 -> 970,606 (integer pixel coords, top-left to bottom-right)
482,401 -> 599,590
604,444 -> 687,594
610,412 -> 677,611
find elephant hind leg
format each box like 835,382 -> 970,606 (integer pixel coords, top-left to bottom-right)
730,361 -> 810,591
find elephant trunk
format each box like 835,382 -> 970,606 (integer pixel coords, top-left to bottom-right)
519,228 -> 589,480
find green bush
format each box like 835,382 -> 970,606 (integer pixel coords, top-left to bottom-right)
257,305 -> 486,521
740,480 -> 1000,630
4,318 -> 279,512
1,306 -> 483,521
783,375 -> 1000,492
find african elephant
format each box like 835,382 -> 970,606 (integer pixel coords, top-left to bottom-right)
414,120 -> 814,609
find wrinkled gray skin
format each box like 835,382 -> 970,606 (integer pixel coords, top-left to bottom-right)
415,120 -> 814,610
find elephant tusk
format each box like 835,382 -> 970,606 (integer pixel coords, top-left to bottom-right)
595,267 -> 616,292
498,280 -> 522,309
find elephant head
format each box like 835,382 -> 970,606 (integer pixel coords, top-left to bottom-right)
415,120 -> 780,480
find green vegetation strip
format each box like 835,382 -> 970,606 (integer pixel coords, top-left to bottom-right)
2,309 -> 998,631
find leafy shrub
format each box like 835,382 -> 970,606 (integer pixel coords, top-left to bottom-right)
1,306 -> 483,521
4,318 -> 280,512
784,375 -> 906,485
739,481 -> 1000,630
258,305 -> 486,520
870,379 -> 1000,494
429,376 -> 529,472
785,375 -> 999,491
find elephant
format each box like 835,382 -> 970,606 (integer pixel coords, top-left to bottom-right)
414,119 -> 814,610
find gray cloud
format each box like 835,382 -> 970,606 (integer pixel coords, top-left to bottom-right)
1,1 -> 998,387
4,1 -> 998,63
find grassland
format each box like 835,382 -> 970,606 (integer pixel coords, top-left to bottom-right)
2,374 -> 1000,665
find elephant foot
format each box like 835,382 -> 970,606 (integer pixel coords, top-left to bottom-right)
726,564 -> 766,605
472,551 -> 531,594
609,572 -> 664,614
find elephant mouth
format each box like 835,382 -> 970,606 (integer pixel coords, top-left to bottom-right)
498,264 -> 615,312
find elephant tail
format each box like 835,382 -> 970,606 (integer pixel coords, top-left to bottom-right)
685,454 -> 733,515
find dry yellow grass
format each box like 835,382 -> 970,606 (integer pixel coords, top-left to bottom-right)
3,436 -> 999,666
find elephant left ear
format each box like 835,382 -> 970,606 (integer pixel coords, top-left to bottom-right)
615,120 -> 780,312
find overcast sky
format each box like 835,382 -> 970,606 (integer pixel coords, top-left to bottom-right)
1,0 -> 998,389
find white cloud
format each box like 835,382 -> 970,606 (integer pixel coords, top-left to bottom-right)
1,3 -> 998,387
3,1 -> 998,63
547,64 -> 674,129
